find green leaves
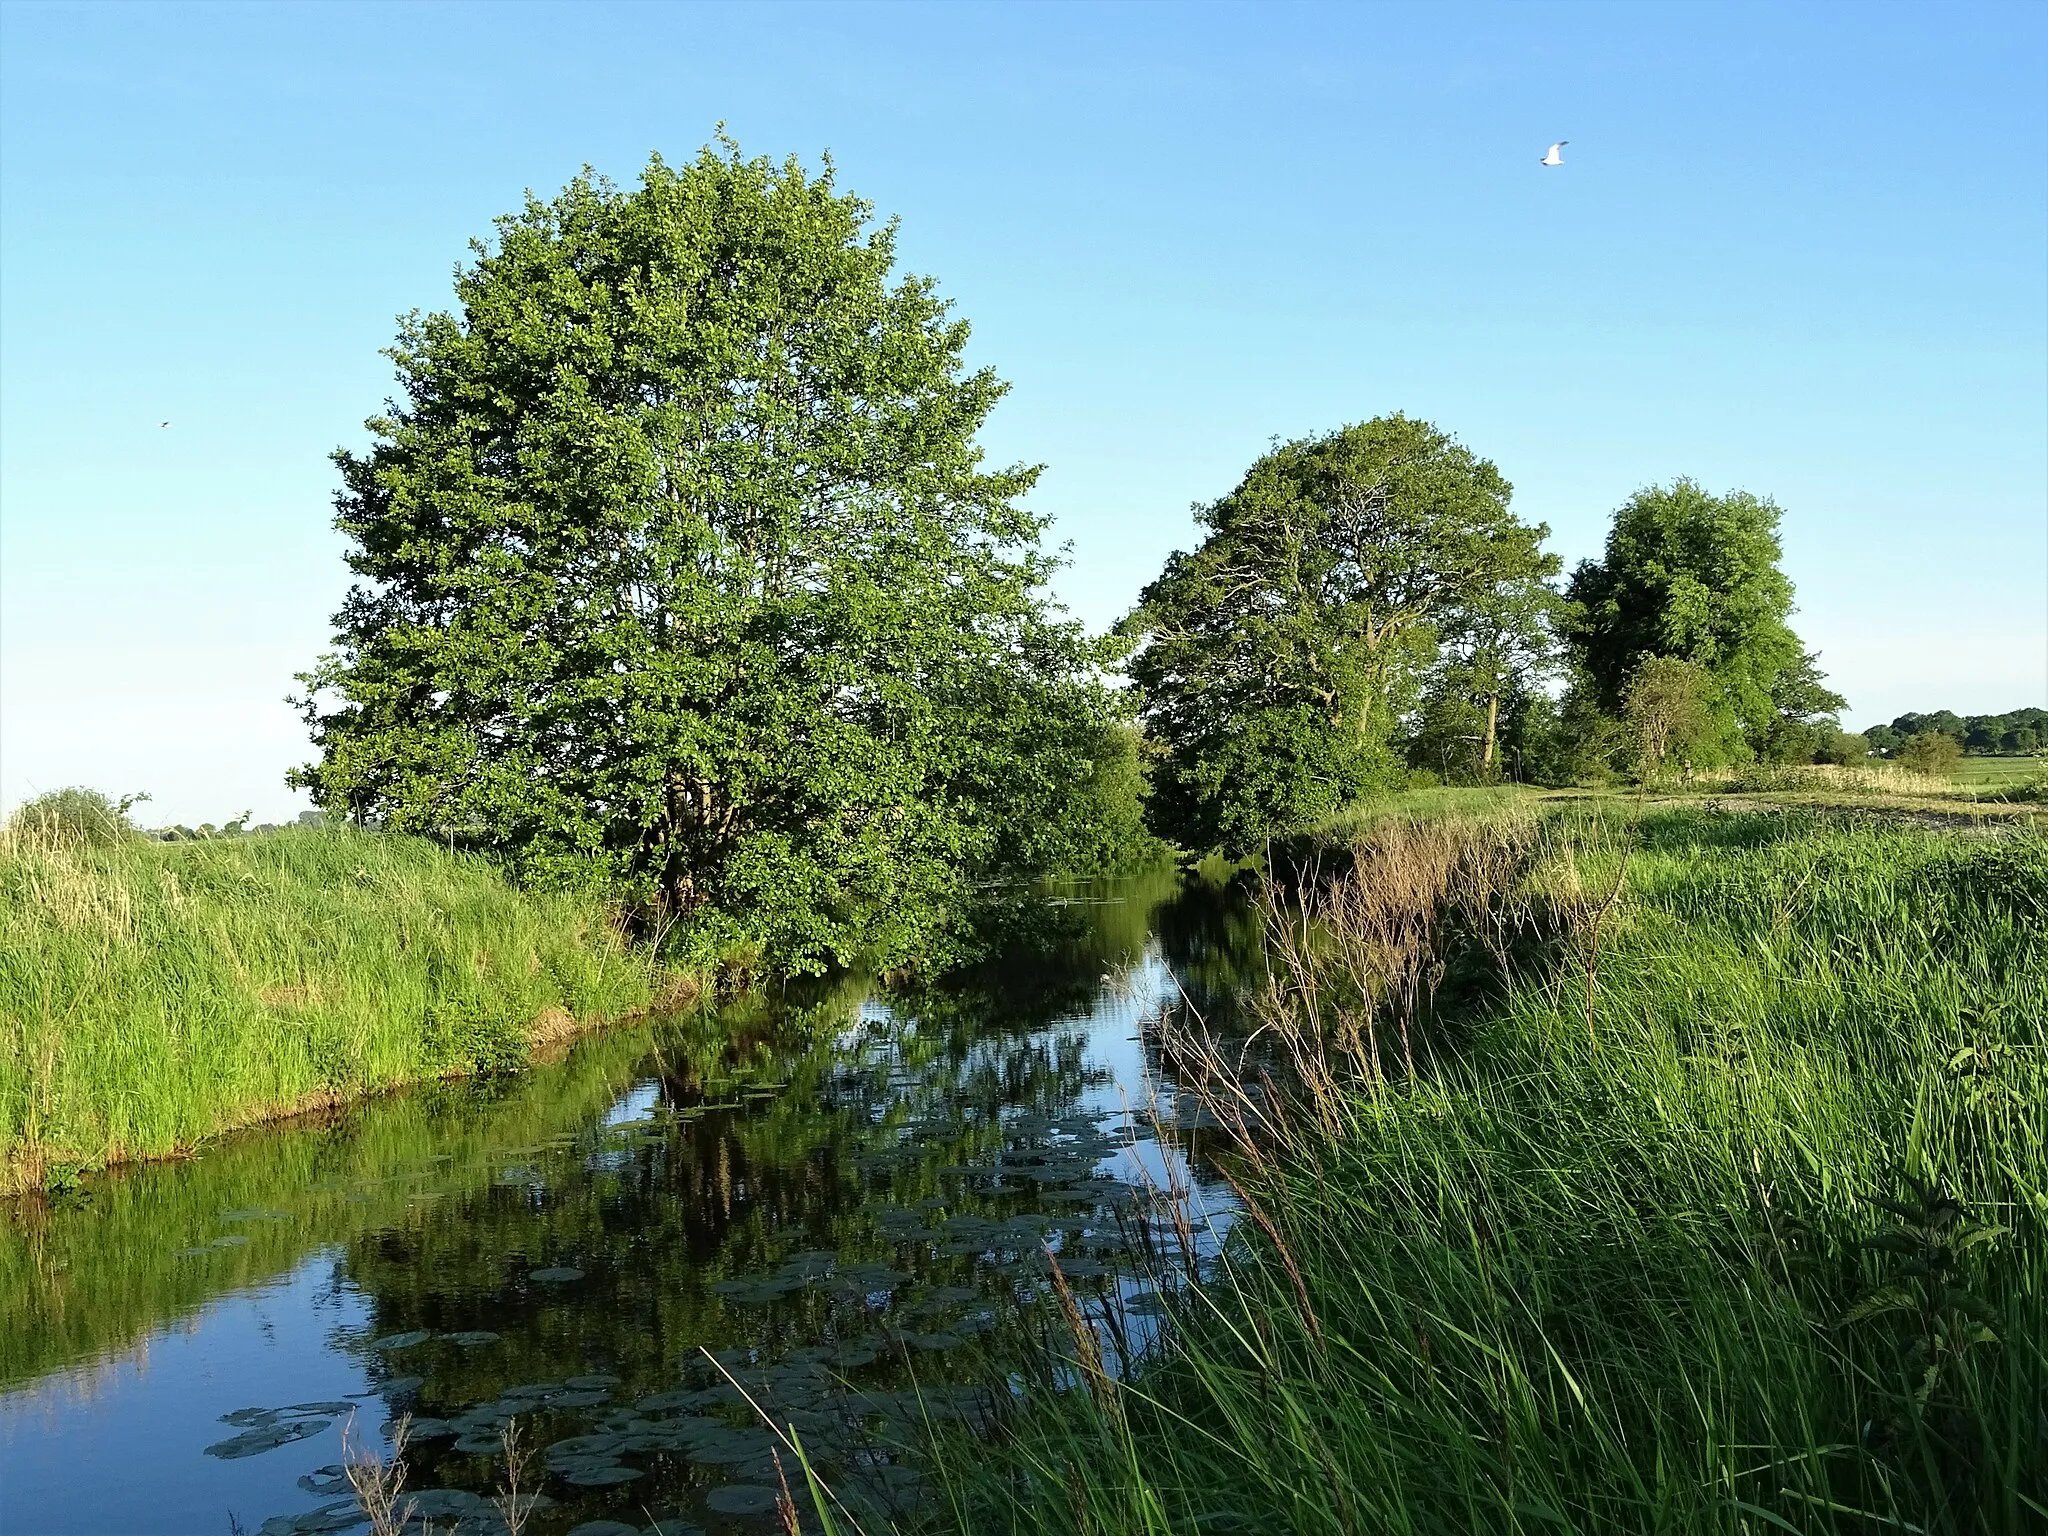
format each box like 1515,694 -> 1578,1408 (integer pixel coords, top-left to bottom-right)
294,141 -> 1125,973
1560,480 -> 1833,765
1124,416 -> 1554,854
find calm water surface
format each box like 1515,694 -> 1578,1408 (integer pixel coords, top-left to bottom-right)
1,873 -> 1257,1536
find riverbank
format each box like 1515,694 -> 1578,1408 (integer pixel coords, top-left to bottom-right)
925,801 -> 2047,1534
0,825 -> 679,1195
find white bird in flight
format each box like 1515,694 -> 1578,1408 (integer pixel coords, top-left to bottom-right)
1540,141 -> 1568,167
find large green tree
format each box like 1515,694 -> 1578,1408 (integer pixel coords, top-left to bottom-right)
292,145 -> 1122,974
1560,479 -> 1839,763
1123,416 -> 1555,853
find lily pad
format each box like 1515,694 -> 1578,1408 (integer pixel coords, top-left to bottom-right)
210,1234 -> 252,1248
704,1484 -> 781,1516
283,1400 -> 359,1417
563,1463 -> 643,1487
298,1464 -> 352,1497
369,1330 -> 433,1352
563,1373 -> 620,1390
687,1430 -> 775,1466
635,1388 -> 716,1413
529,1266 -> 584,1284
288,1503 -> 366,1534
444,1330 -> 501,1348
221,1406 -> 282,1427
568,1524 -> 642,1536
404,1489 -> 491,1520
204,1418 -> 330,1458
499,1381 -> 564,1400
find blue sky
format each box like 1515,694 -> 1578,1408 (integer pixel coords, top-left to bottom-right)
3,0 -> 2043,824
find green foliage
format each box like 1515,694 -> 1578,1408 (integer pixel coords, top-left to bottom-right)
0,826 -> 658,1190
1125,416 -> 1555,854
1517,678 -> 1629,785
292,140 -> 1124,975
1623,653 -> 1719,775
421,996 -> 532,1077
6,787 -> 149,849
1562,479 -> 1840,762
1900,730 -> 1966,777
1878,708 -> 2048,759
1815,725 -> 1870,766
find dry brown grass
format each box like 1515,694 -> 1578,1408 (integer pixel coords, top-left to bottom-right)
342,1413 -> 414,1536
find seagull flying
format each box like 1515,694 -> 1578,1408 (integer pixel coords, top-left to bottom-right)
1540,141 -> 1567,167
159,421 -> 170,428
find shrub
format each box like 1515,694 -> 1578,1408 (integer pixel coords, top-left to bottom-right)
1814,726 -> 1868,766
1897,730 -> 1964,777
5,788 -> 146,849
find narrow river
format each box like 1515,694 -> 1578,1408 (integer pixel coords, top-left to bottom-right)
0,871 -> 1257,1535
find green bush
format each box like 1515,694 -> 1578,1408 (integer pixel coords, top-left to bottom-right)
5,787 -> 146,849
1899,730 -> 1965,776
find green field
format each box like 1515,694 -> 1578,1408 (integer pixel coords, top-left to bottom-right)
1953,754 -> 2045,787
922,799 -> 2047,1535
0,825 -> 670,1195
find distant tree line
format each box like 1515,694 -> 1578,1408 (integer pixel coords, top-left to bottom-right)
1863,708 -> 2045,760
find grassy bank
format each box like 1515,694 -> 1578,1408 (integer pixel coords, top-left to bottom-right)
0,824 -> 671,1194
922,802 -> 2047,1534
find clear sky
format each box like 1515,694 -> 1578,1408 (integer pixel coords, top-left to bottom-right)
3,0 -> 2043,825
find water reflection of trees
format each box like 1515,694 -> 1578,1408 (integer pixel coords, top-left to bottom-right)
332,884 -> 1176,1445
2,859 -> 1252,1490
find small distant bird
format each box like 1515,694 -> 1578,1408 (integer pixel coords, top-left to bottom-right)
159,421 -> 170,428
1540,141 -> 1568,167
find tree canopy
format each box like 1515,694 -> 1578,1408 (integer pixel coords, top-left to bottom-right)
1560,480 -> 1838,764
292,145 -> 1125,974
1123,416 -> 1555,852
1867,707 -> 2046,758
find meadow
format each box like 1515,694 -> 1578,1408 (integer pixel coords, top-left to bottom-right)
918,798 -> 2047,1535
1952,755 -> 2045,789
0,822 -> 670,1196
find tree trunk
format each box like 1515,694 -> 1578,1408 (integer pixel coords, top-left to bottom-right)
1482,692 -> 1500,772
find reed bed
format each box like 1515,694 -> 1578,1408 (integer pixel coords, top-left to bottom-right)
0,824 -> 663,1193
919,806 -> 2047,1535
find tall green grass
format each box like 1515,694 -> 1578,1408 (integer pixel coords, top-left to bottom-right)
0,825 -> 666,1192
920,808 -> 2047,1534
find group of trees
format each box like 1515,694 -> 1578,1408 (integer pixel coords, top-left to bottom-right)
1120,447 -> 1857,852
1864,708 -> 2045,759
296,141 -> 2023,973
